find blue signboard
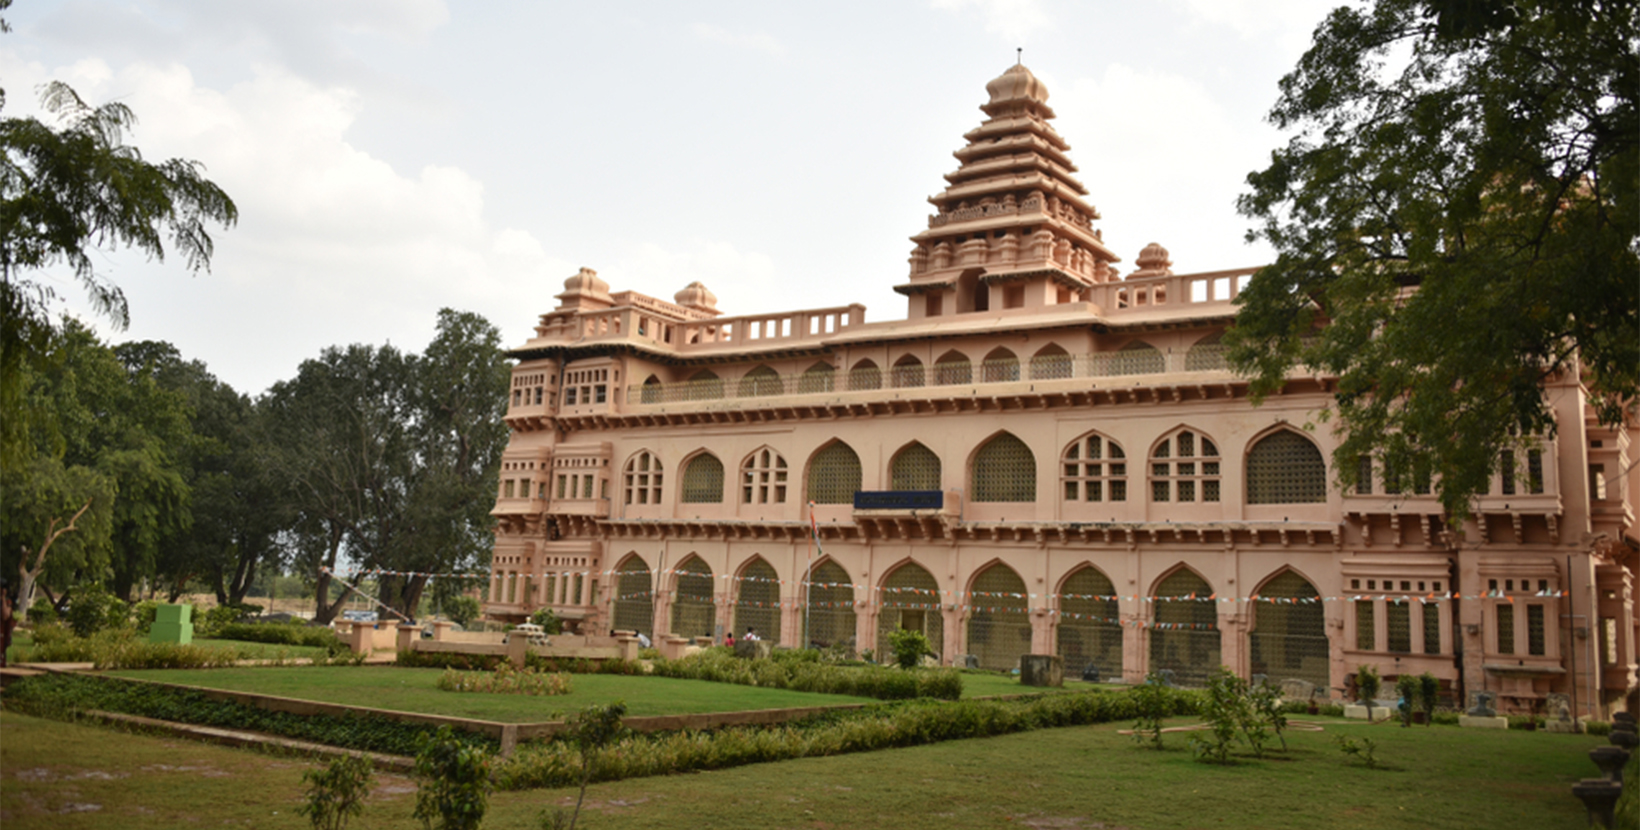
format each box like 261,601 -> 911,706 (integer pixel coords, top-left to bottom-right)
852,490 -> 944,510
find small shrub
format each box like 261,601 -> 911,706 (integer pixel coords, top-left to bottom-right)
66,584 -> 127,637
1418,672 -> 1440,724
1130,673 -> 1171,750
1190,666 -> 1244,764
1247,676 -> 1288,751
133,600 -> 160,634
413,726 -> 493,830
27,596 -> 58,624
528,607 -> 563,635
1317,703 -> 1346,718
216,621 -> 342,650
886,628 -> 933,670
1335,733 -> 1378,769
1585,720 -> 1611,736
1354,664 -> 1381,704
547,702 -> 629,830
445,596 -> 482,628
1395,674 -> 1419,726
299,754 -> 374,830
436,663 -> 572,696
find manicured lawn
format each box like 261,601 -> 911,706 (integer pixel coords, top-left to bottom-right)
104,665 -> 878,720
956,670 -> 1108,698
189,638 -> 329,660
0,708 -> 1607,829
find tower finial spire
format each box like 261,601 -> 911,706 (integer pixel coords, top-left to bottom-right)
1016,47 -> 1022,66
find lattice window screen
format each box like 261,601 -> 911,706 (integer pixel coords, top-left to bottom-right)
1423,603 -> 1441,654
1110,342 -> 1165,376
1030,349 -> 1073,380
891,358 -> 926,388
848,362 -> 882,391
686,370 -> 724,401
640,377 -> 662,404
1061,434 -> 1127,502
981,352 -> 1019,382
799,363 -> 835,394
1497,603 -> 1515,654
1528,604 -> 1545,655
968,565 -> 1031,672
1150,431 -> 1220,503
623,452 -> 663,505
737,366 -> 783,398
741,449 -> 788,504
973,433 -> 1035,502
1387,601 -> 1412,653
807,442 -> 862,504
1356,600 -> 1375,650
1149,570 -> 1220,687
1247,430 -> 1327,504
803,560 -> 857,650
934,355 -> 972,385
1184,331 -> 1227,371
891,443 -> 941,491
680,454 -> 724,503
876,563 -> 943,659
1057,568 -> 1122,679
734,559 -> 781,643
670,558 -> 716,639
611,560 -> 653,636
1248,571 -> 1327,690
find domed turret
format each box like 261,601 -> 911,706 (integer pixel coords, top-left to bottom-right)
554,267 -> 613,310
674,281 -> 720,315
981,63 -> 1054,118
1129,243 -> 1173,278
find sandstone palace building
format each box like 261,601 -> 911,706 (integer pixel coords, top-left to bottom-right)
485,64 -> 1639,717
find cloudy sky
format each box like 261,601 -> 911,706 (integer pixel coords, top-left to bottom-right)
3,0 -> 1344,396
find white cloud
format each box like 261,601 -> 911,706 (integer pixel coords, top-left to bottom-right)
690,23 -> 786,57
929,0 -> 1052,44
1165,0 -> 1339,55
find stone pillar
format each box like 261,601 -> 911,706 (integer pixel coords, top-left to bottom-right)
944,606 -> 964,667
1123,600 -> 1149,684
783,593 -> 802,648
432,620 -> 454,641
506,629 -> 529,669
1032,608 -> 1054,655
396,623 -> 419,652
857,600 -> 878,659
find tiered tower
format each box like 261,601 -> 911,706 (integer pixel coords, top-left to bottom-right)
899,63 -> 1121,319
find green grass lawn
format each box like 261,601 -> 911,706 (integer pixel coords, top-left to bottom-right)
0,708 -> 1608,829
956,670 -> 1110,698
104,665 -> 879,720
189,638 -> 329,660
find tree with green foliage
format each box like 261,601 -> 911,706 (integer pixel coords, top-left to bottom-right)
1228,0 -> 1638,519
547,701 -> 629,830
886,627 -> 933,670
1,80 -> 236,468
413,726 -> 493,830
528,606 -> 562,635
2,455 -> 114,621
299,754 -> 374,830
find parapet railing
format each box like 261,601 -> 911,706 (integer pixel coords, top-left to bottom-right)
532,304 -> 868,353
624,347 -> 1230,405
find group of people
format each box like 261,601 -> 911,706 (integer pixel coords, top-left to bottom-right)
723,627 -> 759,648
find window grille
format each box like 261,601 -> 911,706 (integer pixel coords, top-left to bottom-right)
1356,600 -> 1375,650
934,353 -> 972,385
798,362 -> 835,394
1383,458 -> 1402,494
741,449 -> 788,504
640,377 -> 662,404
875,563 -> 942,660
967,565 -> 1031,672
1527,604 -> 1545,656
1500,450 -> 1516,495
1184,332 -> 1227,371
734,559 -> 781,644
1030,347 -> 1073,380
1248,571 -> 1327,690
1423,602 -> 1441,654
1061,433 -> 1127,502
890,443 -> 941,491
891,357 -> 926,388
1496,603 -> 1514,654
1108,341 -> 1165,376
1149,570 -> 1219,688
611,558 -> 653,637
624,451 -> 663,505
803,560 -> 856,650
503,480 -> 515,499
737,366 -> 783,398
1527,449 -> 1544,494
680,454 -> 724,503
671,557 -> 716,639
1150,430 -> 1220,503
981,349 -> 1019,383
1247,430 -> 1327,504
848,361 -> 882,391
686,370 -> 724,401
1057,568 -> 1121,680
1387,601 -> 1411,653
973,433 -> 1035,502
807,442 -> 862,504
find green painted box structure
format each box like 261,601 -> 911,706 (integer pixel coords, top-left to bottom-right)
149,603 -> 193,644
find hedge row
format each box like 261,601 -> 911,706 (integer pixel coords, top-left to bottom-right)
17,626 -> 251,669
394,650 -> 646,675
496,686 -> 1200,789
2,673 -> 492,756
214,622 -> 342,650
649,649 -> 963,701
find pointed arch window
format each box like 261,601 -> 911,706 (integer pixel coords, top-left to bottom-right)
686,370 -> 724,400
972,433 -> 1035,502
934,351 -> 972,385
623,451 -> 663,505
1030,344 -> 1073,380
891,355 -> 925,388
890,442 -> 941,491
981,347 -> 1019,383
1061,433 -> 1127,502
1108,341 -> 1164,376
1184,331 -> 1227,371
807,442 -> 862,504
741,448 -> 789,504
1151,430 -> 1220,503
798,362 -> 835,394
639,375 -> 663,404
848,359 -> 881,391
1246,430 -> 1327,504
738,365 -> 782,398
680,453 -> 725,503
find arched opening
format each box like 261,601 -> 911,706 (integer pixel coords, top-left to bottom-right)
802,559 -> 856,651
670,556 -> 716,640
934,350 -> 972,385
611,555 -> 653,637
738,365 -> 783,398
1061,432 -> 1127,502
686,369 -> 724,400
1148,568 -> 1219,687
1247,430 -> 1327,504
1151,429 -> 1221,503
848,359 -> 881,391
891,355 -> 925,388
876,561 -> 943,662
1031,343 -> 1073,380
740,448 -> 788,504
1248,570 -> 1328,691
680,453 -> 724,503
972,432 -> 1036,502
1184,331 -> 1226,371
967,563 -> 1032,671
890,442 -> 941,491
798,362 -> 835,394
981,347 -> 1019,382
640,374 -> 663,404
622,451 -> 663,505
1057,566 -> 1121,680
733,558 -> 781,643
956,268 -> 987,313
1108,341 -> 1164,376
807,441 -> 862,504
